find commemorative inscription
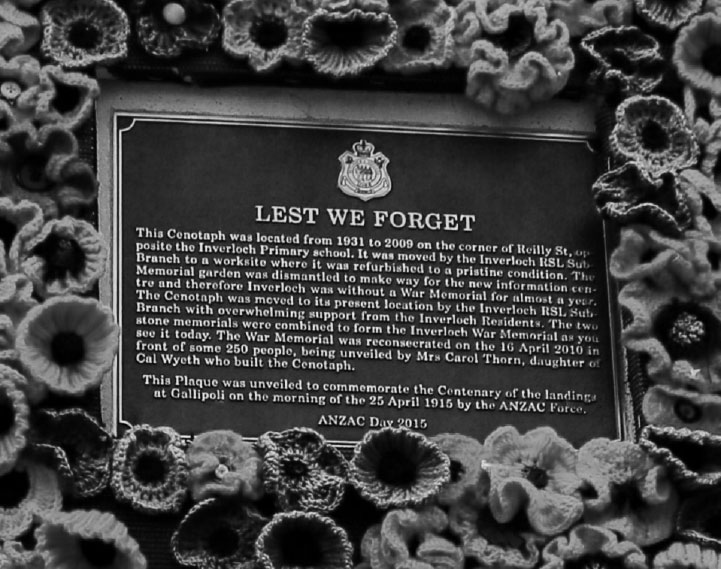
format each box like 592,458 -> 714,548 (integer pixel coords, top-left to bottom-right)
109,109 -> 622,445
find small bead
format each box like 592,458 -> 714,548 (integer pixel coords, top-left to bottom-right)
215,463 -> 229,479
162,2 -> 187,26
0,81 -> 21,101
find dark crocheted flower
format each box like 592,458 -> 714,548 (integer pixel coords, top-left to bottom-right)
0,366 -> 28,475
619,279 -> 721,391
27,408 -> 113,498
187,429 -> 264,502
381,0 -> 455,73
695,117 -> 721,189
0,1 -> 41,58
580,26 -> 666,100
643,384 -> 721,433
0,457 -> 61,541
0,55 -> 49,127
483,426 -> 583,536
635,0 -> 703,30
0,539 -> 44,569
36,509 -> 147,569
593,162 -> 692,237
0,197 -> 43,276
0,275 -> 37,369
222,0 -> 307,72
549,0 -> 632,37
577,438 -> 677,546
682,168 -> 721,238
350,427 -> 449,509
610,95 -> 699,177
465,0 -> 575,114
301,0 -> 398,76
172,498 -> 267,569
674,13 -> 721,99
676,490 -> 721,550
359,506 -> 463,569
654,542 -> 721,569
15,295 -> 119,396
17,216 -> 107,298
0,123 -> 97,218
430,432 -> 487,507
451,0 -> 481,67
541,524 -> 647,569
256,511 -> 353,569
40,0 -> 129,68
34,65 -> 100,132
111,424 -> 188,515
131,0 -> 222,58
257,427 -> 347,513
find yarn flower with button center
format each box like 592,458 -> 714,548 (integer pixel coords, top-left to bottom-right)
258,427 -> 348,513
642,384 -> 721,433
0,55 -> 48,127
674,13 -> 721,99
15,295 -> 119,396
483,426 -> 583,536
131,0 -> 222,58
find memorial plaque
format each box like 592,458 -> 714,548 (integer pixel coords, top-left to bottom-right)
99,82 -> 630,446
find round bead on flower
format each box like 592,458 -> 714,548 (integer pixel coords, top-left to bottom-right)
642,384 -> 721,433
0,56 -> 49,127
0,365 -> 29,476
15,295 -> 119,396
634,0 -> 704,30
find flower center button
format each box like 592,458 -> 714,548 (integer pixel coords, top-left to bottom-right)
1,81 -> 21,101
163,3 -> 187,25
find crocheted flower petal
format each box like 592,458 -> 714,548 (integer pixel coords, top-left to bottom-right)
0,370 -> 28,475
674,13 -> 721,99
550,0 -> 632,37
0,540 -> 44,569
683,168 -> 721,238
635,0 -> 703,30
431,433 -> 486,507
34,66 -> 100,131
654,542 -> 721,569
676,490 -> 721,550
643,384 -> 721,433
0,2 -> 40,57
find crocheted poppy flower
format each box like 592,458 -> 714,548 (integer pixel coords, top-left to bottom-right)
0,539 -> 44,569
111,424 -> 188,515
28,408 -> 113,498
451,0 -> 481,66
695,118 -> 721,189
619,279 -> 721,391
0,123 -> 97,218
0,458 -> 61,541
0,55 -> 48,126
430,432 -> 487,507
640,425 -> 721,490
483,426 -> 583,536
654,542 -> 721,569
579,26 -> 666,100
222,0 -> 307,72
577,438 -> 677,546
132,0 -> 222,58
172,498 -> 267,569
381,0 -> 455,73
34,66 -> 100,132
549,0 -> 632,37
0,367 -> 28,475
301,0 -> 398,76
541,523 -> 647,569
643,384 -> 721,433
17,216 -> 107,298
40,0 -> 129,68
350,427 -> 449,509
676,490 -> 721,550
593,162 -> 692,237
682,168 -> 721,238
0,275 -> 36,368
187,429 -> 264,502
464,0 -> 575,114
256,511 -> 353,569
675,13 -> 721,100
359,506 -> 463,569
257,427 -> 347,513
635,0 -> 703,30
0,1 -> 41,58
15,295 -> 119,396
0,197 -> 42,275
610,95 -> 699,177
36,509 -> 147,569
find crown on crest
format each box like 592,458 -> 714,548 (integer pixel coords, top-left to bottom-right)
352,139 -> 375,156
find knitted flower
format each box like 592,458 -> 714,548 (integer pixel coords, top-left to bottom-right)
541,524 -> 647,569
17,216 -> 107,298
579,26 -> 666,100
0,458 -> 61,541
549,0 -> 632,37
451,0 -> 481,66
643,384 -> 721,433
619,279 -> 721,391
0,367 -> 28,475
350,427 -> 449,509
683,168 -> 721,238
576,438 -> 677,546
639,425 -> 721,490
15,296 -> 119,396
111,424 -> 188,515
430,432 -> 487,507
483,426 -> 583,536
28,408 -> 113,498
635,0 -> 703,30
610,95 -> 699,177
0,123 -> 97,218
256,511 -> 353,569
257,427 -> 347,513
0,275 -> 36,367
464,0 -> 575,114
592,163 -> 692,237
34,66 -> 100,132
40,0 -> 129,68
132,0 -> 222,58
186,429 -> 264,502
654,542 -> 721,569
359,506 -> 463,569
676,490 -> 721,549
172,498 -> 267,569
0,55 -> 48,126
0,197 -> 43,276
301,0 -> 398,76
381,0 -> 455,73
674,13 -> 721,99
0,1 -> 41,58
0,539 -> 44,569
222,0 -> 307,72
36,509 -> 147,569
695,119 -> 721,189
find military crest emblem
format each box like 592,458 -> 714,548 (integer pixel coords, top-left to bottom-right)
338,140 -> 391,201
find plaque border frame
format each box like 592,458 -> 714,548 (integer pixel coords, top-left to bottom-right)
97,80 -> 635,445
